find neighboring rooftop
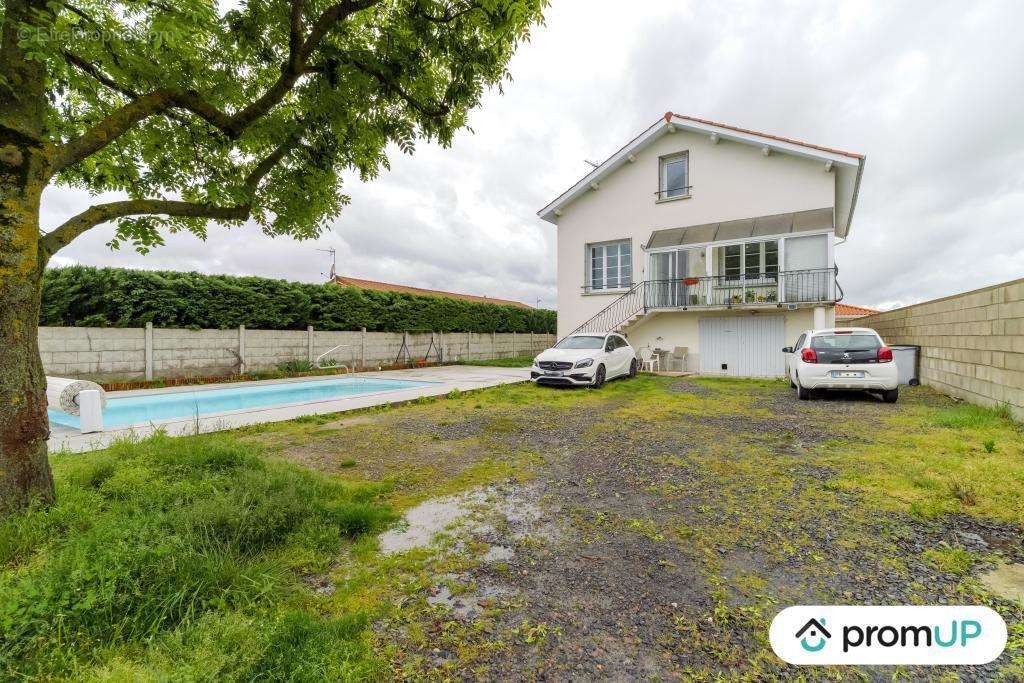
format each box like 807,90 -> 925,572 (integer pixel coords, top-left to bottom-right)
331,275 -> 531,309
835,303 -> 880,319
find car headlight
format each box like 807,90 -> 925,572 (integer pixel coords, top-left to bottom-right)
574,358 -> 594,369
532,357 -> 541,366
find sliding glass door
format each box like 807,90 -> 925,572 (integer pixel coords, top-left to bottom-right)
648,248 -> 704,308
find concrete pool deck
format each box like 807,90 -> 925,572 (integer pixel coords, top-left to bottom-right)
48,365 -> 531,453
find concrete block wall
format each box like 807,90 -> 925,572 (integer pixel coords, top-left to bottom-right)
152,328 -> 240,377
39,326 -> 146,377
858,278 -> 1024,419
245,329 -> 309,371
40,325 -> 557,381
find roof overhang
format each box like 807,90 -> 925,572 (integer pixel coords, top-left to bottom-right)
537,113 -> 866,238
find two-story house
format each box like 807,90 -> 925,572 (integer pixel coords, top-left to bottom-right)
538,112 -> 865,377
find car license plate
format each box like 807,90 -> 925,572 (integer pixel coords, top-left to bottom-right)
543,371 -> 562,376
832,371 -> 864,378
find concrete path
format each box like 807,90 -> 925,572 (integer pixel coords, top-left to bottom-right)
49,365 -> 530,454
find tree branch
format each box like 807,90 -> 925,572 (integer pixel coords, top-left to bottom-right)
51,0 -> 384,174
414,2 -> 481,23
41,130 -> 292,257
39,199 -> 250,257
343,58 -> 451,117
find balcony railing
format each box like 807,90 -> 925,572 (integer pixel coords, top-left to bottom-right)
565,267 -> 841,338
645,268 -> 840,309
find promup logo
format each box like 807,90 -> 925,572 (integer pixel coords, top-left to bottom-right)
770,606 -> 1007,665
795,618 -> 831,653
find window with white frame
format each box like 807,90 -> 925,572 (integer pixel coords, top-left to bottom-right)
659,153 -> 689,199
587,240 -> 632,291
718,240 -> 778,280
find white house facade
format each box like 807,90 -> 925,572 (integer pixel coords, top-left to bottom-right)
538,112 -> 866,377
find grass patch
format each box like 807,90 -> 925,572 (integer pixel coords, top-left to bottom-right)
0,432 -> 395,680
822,399 -> 1024,525
931,402 -> 1017,429
923,546 -> 979,576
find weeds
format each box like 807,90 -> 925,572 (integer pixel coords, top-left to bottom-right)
948,478 -> 979,506
277,359 -> 315,373
0,432 -> 394,679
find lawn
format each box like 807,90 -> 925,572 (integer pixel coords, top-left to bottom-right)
2,377 -> 1022,679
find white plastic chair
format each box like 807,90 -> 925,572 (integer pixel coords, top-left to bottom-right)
670,346 -> 689,372
639,347 -> 660,373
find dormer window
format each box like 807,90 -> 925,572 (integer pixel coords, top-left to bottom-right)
658,152 -> 690,201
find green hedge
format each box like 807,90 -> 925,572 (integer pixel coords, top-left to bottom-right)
40,266 -> 556,334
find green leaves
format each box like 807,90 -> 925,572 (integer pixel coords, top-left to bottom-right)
30,0 -> 547,249
40,265 -> 558,333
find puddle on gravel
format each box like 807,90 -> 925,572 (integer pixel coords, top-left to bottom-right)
426,577 -> 517,619
980,563 -> 1024,603
378,490 -> 488,554
378,483 -> 553,557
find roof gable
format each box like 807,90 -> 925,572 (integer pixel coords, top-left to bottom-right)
537,112 -> 865,238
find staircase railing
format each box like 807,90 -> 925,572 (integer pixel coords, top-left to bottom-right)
564,280 -> 647,338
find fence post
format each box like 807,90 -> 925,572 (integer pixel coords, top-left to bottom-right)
491,331 -> 496,359
238,325 -> 246,374
307,325 -> 315,364
512,331 -> 517,357
144,322 -> 154,380
531,331 -> 534,355
358,327 -> 366,370
403,331 -> 409,364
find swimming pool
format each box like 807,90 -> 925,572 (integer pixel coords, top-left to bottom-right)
48,376 -> 433,429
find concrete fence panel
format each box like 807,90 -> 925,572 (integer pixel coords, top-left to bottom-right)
39,325 -> 557,381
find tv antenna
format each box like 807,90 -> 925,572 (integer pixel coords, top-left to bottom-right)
317,247 -> 337,280
584,159 -> 599,168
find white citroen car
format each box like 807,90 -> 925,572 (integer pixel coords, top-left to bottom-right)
531,332 -> 637,388
784,327 -> 899,402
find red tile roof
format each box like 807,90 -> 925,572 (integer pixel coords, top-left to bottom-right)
668,112 -> 865,159
835,303 -> 879,318
331,276 -> 531,309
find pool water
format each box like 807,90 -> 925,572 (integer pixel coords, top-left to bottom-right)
48,376 -> 433,429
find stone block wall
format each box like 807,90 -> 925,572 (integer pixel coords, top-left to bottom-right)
858,278 -> 1024,419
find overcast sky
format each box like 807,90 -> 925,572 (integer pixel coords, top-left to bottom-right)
44,0 -> 1024,310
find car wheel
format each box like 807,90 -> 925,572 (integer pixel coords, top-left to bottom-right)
589,364 -> 606,389
628,358 -> 638,378
797,384 -> 811,400
882,388 -> 899,403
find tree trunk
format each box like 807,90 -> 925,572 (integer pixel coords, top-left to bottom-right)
1,0 -> 57,514
0,147 -> 54,513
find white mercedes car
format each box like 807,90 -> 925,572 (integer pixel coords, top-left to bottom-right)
531,332 -> 637,388
783,327 -> 899,402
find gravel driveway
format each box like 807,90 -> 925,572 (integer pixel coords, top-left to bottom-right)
265,375 -> 1024,680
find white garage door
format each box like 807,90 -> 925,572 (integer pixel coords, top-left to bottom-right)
699,316 -> 786,377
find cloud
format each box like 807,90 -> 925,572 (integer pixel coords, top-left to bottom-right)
43,0 -> 1024,311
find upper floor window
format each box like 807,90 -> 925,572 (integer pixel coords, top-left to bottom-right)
658,152 -> 689,200
588,239 -> 631,291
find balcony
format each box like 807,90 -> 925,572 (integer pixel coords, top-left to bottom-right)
644,268 -> 840,310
